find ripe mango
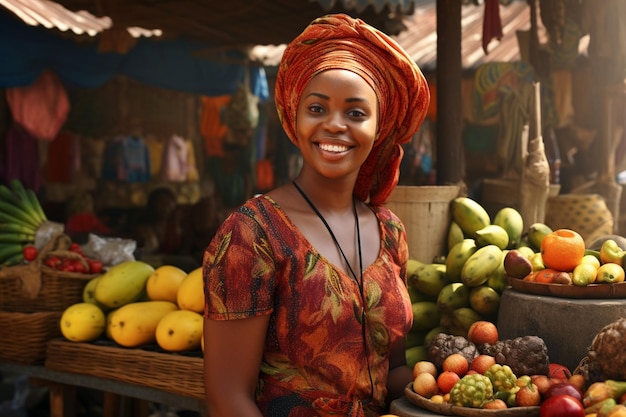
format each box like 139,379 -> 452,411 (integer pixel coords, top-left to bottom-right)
177,267 -> 204,313
155,309 -> 203,352
60,302 -> 106,342
95,260 -> 155,309
146,265 -> 187,303
108,300 -> 178,348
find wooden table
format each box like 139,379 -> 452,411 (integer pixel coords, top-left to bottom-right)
0,362 -> 206,417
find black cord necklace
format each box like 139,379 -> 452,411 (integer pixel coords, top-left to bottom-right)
292,180 -> 363,289
292,180 -> 374,403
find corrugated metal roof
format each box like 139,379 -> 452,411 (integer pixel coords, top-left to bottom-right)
0,0 -> 110,36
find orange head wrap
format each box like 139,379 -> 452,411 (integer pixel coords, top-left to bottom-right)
274,13 -> 430,205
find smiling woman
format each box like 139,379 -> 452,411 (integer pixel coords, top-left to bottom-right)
202,13 -> 430,417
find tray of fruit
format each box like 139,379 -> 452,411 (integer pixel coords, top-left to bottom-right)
404,384 -> 540,416
506,277 -> 626,299
503,231 -> 626,299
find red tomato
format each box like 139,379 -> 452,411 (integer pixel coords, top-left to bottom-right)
44,256 -> 61,268
22,245 -> 38,262
539,394 -> 585,417
87,259 -> 103,274
69,242 -> 82,253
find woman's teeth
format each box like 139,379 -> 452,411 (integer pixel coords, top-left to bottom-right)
319,143 -> 349,153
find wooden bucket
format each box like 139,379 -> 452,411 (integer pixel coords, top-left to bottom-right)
385,186 -> 460,263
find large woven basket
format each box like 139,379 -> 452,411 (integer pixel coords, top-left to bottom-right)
45,339 -> 204,400
0,311 -> 62,364
0,233 -> 96,312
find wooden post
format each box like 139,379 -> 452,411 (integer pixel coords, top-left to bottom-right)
436,0 -> 464,186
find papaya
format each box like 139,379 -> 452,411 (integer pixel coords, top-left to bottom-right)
108,300 -> 178,348
94,260 -> 155,309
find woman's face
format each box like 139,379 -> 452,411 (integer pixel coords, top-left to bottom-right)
295,69 -> 379,180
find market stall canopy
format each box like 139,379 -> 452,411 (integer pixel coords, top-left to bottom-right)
0,0 -> 418,49
0,7 -> 269,98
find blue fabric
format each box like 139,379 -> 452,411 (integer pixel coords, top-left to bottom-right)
0,10 -> 269,99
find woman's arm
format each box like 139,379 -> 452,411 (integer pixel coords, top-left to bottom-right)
204,314 -> 270,417
385,336 -> 413,407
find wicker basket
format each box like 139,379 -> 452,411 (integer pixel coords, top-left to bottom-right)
0,311 -> 62,364
45,339 -> 204,400
0,233 -> 96,312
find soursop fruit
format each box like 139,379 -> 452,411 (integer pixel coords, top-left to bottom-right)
576,318 -> 626,383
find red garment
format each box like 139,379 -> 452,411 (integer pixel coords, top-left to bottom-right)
65,213 -> 111,236
5,70 -> 70,141
483,0 -> 504,54
200,95 -> 231,157
204,196 -> 412,416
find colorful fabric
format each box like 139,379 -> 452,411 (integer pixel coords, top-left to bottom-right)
203,195 -> 412,416
274,14 -> 430,206
5,69 -> 70,141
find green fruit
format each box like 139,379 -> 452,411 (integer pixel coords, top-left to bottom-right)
493,207 -> 524,248
452,307 -> 484,334
451,197 -> 491,238
475,224 -> 510,250
408,263 -> 451,297
448,221 -> 465,252
469,285 -> 501,317
437,282 -> 470,314
445,239 -> 478,282
527,223 -> 553,252
461,245 -> 504,287
411,301 -> 441,332
424,326 -> 446,346
405,345 -> 429,369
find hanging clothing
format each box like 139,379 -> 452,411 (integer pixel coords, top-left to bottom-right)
45,131 -> 81,183
200,95 -> 231,158
5,69 -> 70,141
0,122 -> 41,191
101,135 -> 151,182
160,134 -> 199,182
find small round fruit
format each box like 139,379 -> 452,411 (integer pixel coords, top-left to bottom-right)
470,354 -> 497,374
442,353 -> 469,377
540,229 -> 585,272
412,360 -> 438,379
413,372 -> 439,398
437,371 -> 460,394
467,320 -> 499,345
596,263 -> 625,284
60,302 -> 106,342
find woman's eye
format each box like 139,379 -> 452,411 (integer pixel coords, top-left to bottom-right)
348,109 -> 366,118
308,104 -> 324,113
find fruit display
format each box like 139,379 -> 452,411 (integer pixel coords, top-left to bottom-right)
405,198 -> 532,367
59,264 -> 205,353
0,179 -> 48,266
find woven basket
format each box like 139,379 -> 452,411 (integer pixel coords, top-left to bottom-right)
0,311 -> 62,364
0,233 -> 96,312
45,339 -> 204,400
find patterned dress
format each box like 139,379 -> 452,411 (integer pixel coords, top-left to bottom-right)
203,195 -> 413,417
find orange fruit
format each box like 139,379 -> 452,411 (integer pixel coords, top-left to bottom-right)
437,371 -> 460,394
540,229 -> 585,272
